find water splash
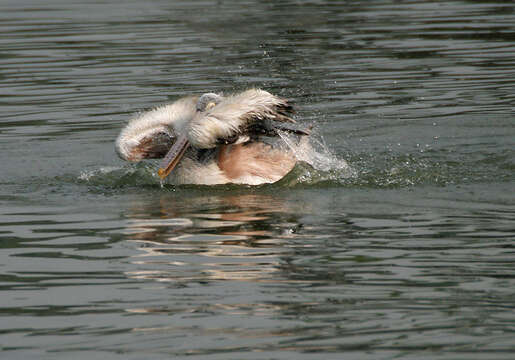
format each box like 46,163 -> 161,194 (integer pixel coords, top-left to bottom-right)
278,130 -> 356,184
76,137 -> 494,190
77,163 -> 157,189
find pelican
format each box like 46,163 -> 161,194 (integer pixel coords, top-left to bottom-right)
115,89 -> 309,185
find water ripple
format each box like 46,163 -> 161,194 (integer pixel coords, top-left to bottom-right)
1,0 -> 515,359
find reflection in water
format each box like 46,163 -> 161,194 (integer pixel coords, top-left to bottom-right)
116,188 -> 515,355
122,193 -> 304,299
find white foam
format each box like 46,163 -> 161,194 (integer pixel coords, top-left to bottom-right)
278,130 -> 353,175
78,166 -> 124,181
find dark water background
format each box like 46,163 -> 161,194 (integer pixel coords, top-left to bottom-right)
1,0 -> 514,359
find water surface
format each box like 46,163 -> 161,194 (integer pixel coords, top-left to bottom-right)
1,0 -> 514,359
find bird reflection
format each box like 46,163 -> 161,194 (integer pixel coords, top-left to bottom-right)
121,192 -> 305,289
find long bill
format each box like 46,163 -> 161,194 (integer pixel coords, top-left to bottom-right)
157,134 -> 190,180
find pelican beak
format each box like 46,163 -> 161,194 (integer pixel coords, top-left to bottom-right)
157,134 -> 190,180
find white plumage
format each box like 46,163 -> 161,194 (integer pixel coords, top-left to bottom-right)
115,89 -> 308,185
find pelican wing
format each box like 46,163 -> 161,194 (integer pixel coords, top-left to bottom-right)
187,89 -> 298,149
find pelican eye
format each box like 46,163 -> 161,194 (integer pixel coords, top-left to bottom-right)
196,93 -> 222,112
205,102 -> 217,111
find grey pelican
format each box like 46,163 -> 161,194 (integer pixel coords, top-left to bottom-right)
115,89 -> 309,185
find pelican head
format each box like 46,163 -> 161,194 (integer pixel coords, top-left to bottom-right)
196,92 -> 223,112
115,89 -> 310,185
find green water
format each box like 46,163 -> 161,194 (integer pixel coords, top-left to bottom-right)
1,0 -> 514,359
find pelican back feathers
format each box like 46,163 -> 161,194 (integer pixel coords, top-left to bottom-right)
187,89 -> 294,149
